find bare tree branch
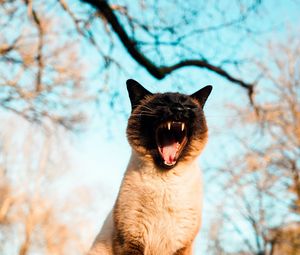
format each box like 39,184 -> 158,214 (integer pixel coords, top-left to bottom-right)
81,0 -> 254,93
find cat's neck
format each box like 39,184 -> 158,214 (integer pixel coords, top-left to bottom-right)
125,149 -> 201,180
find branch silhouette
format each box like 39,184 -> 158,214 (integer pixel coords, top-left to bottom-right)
82,0 -> 254,94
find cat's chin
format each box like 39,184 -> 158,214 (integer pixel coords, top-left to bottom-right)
155,121 -> 188,169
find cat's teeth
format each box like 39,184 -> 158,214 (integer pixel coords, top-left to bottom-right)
167,122 -> 171,130
181,123 -> 185,131
164,161 -> 176,166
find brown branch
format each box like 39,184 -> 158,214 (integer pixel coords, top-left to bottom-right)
81,0 -> 254,92
25,0 -> 44,92
32,9 -> 44,93
0,37 -> 20,55
19,209 -> 33,255
291,160 -> 300,204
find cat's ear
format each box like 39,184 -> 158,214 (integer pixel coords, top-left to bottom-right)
126,79 -> 152,110
191,85 -> 213,108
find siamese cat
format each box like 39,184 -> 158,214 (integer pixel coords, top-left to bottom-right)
88,79 -> 212,255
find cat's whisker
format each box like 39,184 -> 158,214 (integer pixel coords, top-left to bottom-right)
139,110 -> 157,115
130,112 -> 155,116
141,110 -> 155,114
130,113 -> 156,117
138,111 -> 155,116
140,105 -> 155,112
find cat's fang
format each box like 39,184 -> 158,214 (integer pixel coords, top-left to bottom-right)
167,122 -> 171,130
164,160 -> 176,166
181,123 -> 185,131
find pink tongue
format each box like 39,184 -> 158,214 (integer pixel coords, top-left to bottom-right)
161,143 -> 178,164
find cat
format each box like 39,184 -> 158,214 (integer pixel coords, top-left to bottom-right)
88,79 -> 212,255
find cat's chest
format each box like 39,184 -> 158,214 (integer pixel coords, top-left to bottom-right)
134,179 -> 201,235
136,176 -> 196,213
114,167 -> 202,252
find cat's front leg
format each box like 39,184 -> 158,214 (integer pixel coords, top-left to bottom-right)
113,236 -> 144,255
174,245 -> 193,255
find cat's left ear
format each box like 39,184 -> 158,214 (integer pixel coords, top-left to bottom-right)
191,85 -> 213,108
126,79 -> 153,110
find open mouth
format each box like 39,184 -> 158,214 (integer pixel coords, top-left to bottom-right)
155,121 -> 188,167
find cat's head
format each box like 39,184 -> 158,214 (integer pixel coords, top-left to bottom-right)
126,79 -> 212,169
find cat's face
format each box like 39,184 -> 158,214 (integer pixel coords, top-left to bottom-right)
126,79 -> 212,169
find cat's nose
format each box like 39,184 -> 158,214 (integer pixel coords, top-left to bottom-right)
170,105 -> 187,120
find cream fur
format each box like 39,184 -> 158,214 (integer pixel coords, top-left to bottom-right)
88,211 -> 114,255
88,150 -> 203,255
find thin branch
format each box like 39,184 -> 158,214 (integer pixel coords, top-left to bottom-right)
223,213 -> 257,254
24,0 -> 44,92
59,0 -> 126,72
19,206 -> 33,255
0,37 -> 20,55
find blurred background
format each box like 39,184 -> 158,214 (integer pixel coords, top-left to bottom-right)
0,0 -> 299,254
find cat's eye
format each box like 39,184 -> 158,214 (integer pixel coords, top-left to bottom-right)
185,104 -> 198,110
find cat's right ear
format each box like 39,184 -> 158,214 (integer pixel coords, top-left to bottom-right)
126,79 -> 152,110
191,85 -> 213,109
